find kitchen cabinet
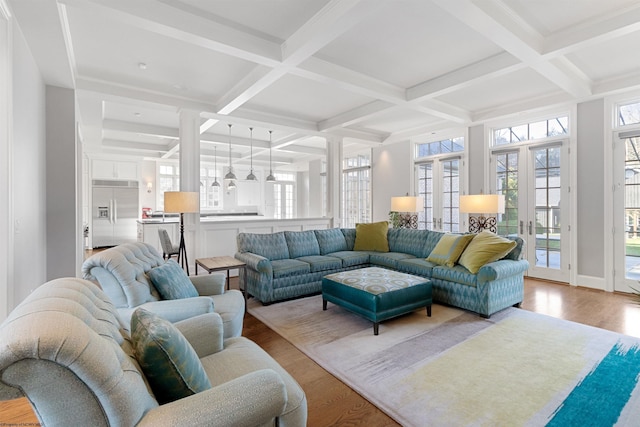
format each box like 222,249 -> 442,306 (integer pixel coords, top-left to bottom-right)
92,159 -> 138,180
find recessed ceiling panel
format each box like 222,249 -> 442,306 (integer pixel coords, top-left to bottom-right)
244,74 -> 374,122
175,0 -> 330,41
567,31 -> 640,82
435,68 -> 559,113
66,7 -> 256,101
317,1 -> 503,88
103,102 -> 180,128
352,107 -> 438,134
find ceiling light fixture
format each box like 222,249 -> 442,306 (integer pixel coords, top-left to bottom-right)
228,180 -> 236,190
266,130 -> 276,182
246,127 -> 257,181
224,124 -> 237,181
138,62 -> 147,70
211,146 -> 220,187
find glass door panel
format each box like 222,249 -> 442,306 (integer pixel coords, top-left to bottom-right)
417,158 -> 461,231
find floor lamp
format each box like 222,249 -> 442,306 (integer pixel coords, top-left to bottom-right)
164,191 -> 199,275
460,194 -> 505,233
390,196 -> 424,229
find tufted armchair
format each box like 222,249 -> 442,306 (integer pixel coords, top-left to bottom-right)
0,278 -> 307,426
82,242 -> 244,338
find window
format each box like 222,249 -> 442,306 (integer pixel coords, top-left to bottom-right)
618,101 -> 640,127
158,163 -> 179,211
273,172 -> 295,219
199,165 -> 223,210
494,116 -> 568,146
416,137 -> 464,157
342,153 -> 371,228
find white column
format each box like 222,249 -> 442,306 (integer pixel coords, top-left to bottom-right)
326,136 -> 343,228
178,109 -> 201,270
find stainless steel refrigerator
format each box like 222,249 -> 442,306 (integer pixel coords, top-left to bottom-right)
92,180 -> 139,247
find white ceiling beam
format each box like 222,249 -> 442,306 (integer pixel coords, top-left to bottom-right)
472,92 -> 572,123
161,141 -> 180,159
319,101 -> 395,131
432,0 -> 592,98
102,119 -> 179,139
102,138 -> 170,152
216,66 -> 288,115
60,0 -> 282,66
382,120 -> 452,145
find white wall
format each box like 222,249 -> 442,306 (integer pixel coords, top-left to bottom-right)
12,20 -> 46,304
372,142 -> 412,222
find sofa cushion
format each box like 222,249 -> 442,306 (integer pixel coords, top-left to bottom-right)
387,228 -> 430,257
422,230 -> 446,258
326,251 -> 370,267
501,235 -> 526,261
426,233 -> 475,267
296,255 -> 342,273
148,259 -> 199,300
353,221 -> 389,252
458,231 -> 518,274
285,231 -> 320,258
396,258 -> 437,277
431,265 -> 478,287
271,259 -> 311,278
369,252 -> 415,269
131,308 -> 212,404
237,232 -> 290,261
315,229 -> 349,255
341,228 -> 357,250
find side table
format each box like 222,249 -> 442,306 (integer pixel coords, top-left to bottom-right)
195,256 -> 247,310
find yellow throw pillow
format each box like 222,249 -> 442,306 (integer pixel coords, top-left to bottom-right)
458,231 -> 517,274
353,221 -> 389,252
426,233 -> 475,267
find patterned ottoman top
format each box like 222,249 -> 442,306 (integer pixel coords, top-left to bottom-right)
324,267 -> 428,295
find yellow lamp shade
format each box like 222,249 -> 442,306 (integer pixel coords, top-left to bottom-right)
459,194 -> 505,214
390,196 -> 424,213
164,191 -> 199,214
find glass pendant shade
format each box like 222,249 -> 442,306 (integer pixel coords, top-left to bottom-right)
224,123 -> 237,181
266,130 -> 276,182
228,180 -> 236,190
212,145 -> 220,187
246,127 -> 257,181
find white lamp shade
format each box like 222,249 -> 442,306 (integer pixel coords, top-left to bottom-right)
459,194 -> 505,214
391,196 -> 424,213
164,191 -> 199,213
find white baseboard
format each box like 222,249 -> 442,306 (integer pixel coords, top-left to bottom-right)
575,274 -> 606,291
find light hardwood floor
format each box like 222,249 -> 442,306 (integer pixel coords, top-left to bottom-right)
1,277 -> 638,426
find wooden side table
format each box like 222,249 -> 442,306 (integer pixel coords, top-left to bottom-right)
195,256 -> 248,310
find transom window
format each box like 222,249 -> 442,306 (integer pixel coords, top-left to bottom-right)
618,101 -> 640,127
494,116 -> 568,146
416,137 -> 464,158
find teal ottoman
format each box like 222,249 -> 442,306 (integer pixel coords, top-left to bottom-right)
322,267 -> 432,335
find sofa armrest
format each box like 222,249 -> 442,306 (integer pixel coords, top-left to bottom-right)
235,252 -> 272,277
173,312 -> 224,357
190,274 -> 225,296
136,297 -> 215,323
477,259 -> 530,283
137,369 -> 287,427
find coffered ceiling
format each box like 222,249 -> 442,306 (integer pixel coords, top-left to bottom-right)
10,0 -> 640,171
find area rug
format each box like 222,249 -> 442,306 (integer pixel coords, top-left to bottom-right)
248,295 -> 640,426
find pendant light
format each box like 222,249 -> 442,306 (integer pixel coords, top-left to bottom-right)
224,124 -> 237,181
228,179 -> 236,190
246,126 -> 257,181
266,130 -> 276,182
211,145 -> 220,187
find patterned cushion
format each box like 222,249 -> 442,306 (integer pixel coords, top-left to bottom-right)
422,230 -> 446,258
131,308 -> 211,404
148,260 -> 198,300
387,228 -> 429,257
426,233 -> 475,267
237,232 -> 290,260
341,228 -> 357,250
458,231 -> 518,274
271,258 -> 311,278
431,265 -> 478,287
315,229 -> 349,255
501,235 -> 526,260
353,221 -> 389,252
397,258 -> 437,277
296,255 -> 342,272
326,251 -> 370,267
285,230 -> 320,258
369,252 -> 414,269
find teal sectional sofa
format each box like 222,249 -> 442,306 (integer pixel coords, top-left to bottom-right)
235,227 -> 529,318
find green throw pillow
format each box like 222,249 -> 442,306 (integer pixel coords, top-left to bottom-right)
353,221 -> 389,252
148,259 -> 199,300
427,233 -> 475,267
458,230 -> 518,274
131,308 -> 212,404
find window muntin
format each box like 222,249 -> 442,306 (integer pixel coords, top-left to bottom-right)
158,163 -> 180,211
415,137 -> 464,158
494,116 -> 568,146
199,165 -> 223,210
342,153 -> 371,228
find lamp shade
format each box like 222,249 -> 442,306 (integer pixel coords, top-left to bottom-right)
164,191 -> 199,213
391,196 -> 424,213
459,194 -> 505,214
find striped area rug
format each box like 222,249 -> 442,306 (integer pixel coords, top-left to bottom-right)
248,295 -> 640,427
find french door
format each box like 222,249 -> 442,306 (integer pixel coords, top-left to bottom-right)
613,130 -> 640,292
491,141 -> 570,282
416,157 -> 462,232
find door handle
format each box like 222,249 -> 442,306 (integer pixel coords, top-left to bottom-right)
437,218 -> 442,229
519,220 -> 524,234
113,200 -> 117,223
528,221 -> 533,235
109,200 -> 113,224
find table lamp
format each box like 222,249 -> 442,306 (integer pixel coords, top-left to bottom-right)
390,196 -> 424,229
459,194 -> 505,233
164,191 -> 199,275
